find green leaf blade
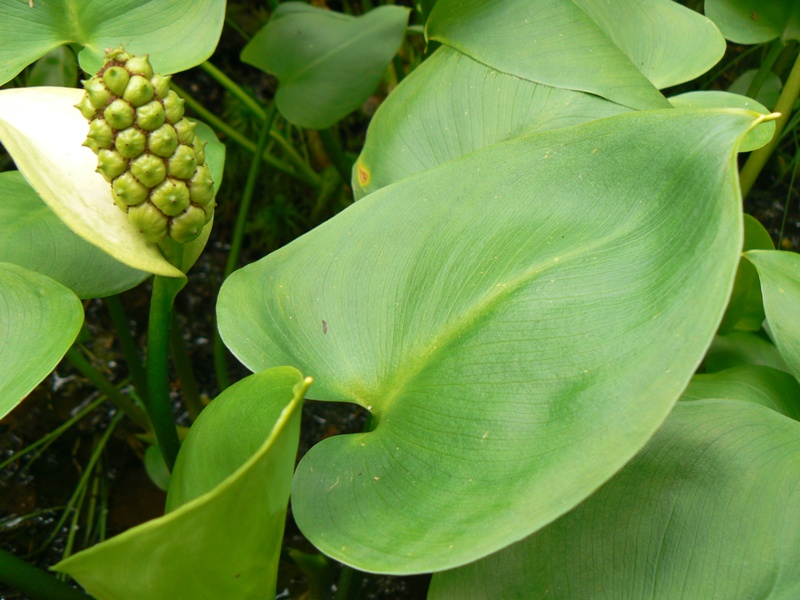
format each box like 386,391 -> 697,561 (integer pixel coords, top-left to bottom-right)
0,262 -> 83,419
429,400 -> 800,599
219,108 -> 758,573
53,367 -> 309,600
242,3 -> 410,130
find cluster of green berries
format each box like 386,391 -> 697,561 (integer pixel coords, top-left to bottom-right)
76,48 -> 215,244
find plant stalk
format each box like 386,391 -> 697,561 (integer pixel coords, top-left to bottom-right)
169,312 -> 204,421
146,276 -> 185,471
213,109 -> 277,391
740,48 -> 800,198
65,348 -> 149,430
334,565 -> 364,600
318,127 -> 354,183
0,549 -> 91,600
104,294 -> 147,402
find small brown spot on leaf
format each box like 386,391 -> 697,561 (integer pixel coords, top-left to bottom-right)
357,161 -> 370,187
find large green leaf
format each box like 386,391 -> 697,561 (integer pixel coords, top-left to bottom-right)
218,108 -> 757,573
426,0 -> 723,110
683,365 -> 800,420
0,0 -> 225,85
745,249 -> 800,379
428,400 -> 800,599
53,367 -> 310,600
353,46 -> 630,199
705,0 -> 800,44
0,87 -> 223,278
0,171 -> 148,298
0,262 -> 83,420
241,3 -> 410,130
705,329 -> 789,372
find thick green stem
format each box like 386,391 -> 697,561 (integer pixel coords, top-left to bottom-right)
104,294 -> 147,402
740,49 -> 800,198
65,348 -> 149,430
318,127 -> 354,183
146,276 -> 185,471
213,109 -> 277,391
0,549 -> 91,600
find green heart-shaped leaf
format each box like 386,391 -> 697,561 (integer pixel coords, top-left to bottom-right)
218,108 -> 758,573
683,365 -> 800,420
0,87 -> 224,277
705,0 -> 800,44
53,367 -> 310,599
427,0 -> 723,109
353,46 -> 630,198
0,0 -> 225,85
745,249 -> 800,379
428,400 -> 800,599
0,262 -> 83,420
0,171 -> 149,298
241,3 -> 410,130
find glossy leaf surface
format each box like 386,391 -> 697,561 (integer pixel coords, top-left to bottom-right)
54,368 -> 309,600
429,401 -> 800,599
0,262 -> 83,419
242,3 -> 410,129
0,87 -> 224,278
705,0 -> 800,44
745,249 -> 800,379
0,0 -> 225,85
427,0 -> 723,109
219,108 -> 756,573
0,171 -> 148,298
353,46 -> 630,198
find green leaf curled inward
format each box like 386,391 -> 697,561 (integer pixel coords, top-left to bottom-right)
0,262 -> 83,420
219,108 -> 760,573
241,2 -> 410,130
0,0 -> 225,86
429,400 -> 800,599
426,0 -> 724,110
54,367 -> 310,600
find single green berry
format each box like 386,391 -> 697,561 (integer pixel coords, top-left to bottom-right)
163,90 -> 185,124
130,154 -> 167,188
174,119 -> 197,145
200,200 -> 215,223
136,100 -> 165,131
122,75 -> 155,107
151,178 -> 190,216
84,77 -> 112,110
86,119 -> 114,150
167,145 -> 198,180
75,95 -> 97,120
96,149 -> 128,182
128,202 -> 168,243
103,99 -> 135,130
112,172 -> 149,208
102,66 -> 130,96
169,206 -> 206,243
150,74 -> 171,100
188,164 -> 215,205
115,128 -> 147,159
193,139 -> 207,165
125,55 -> 154,78
148,123 -> 178,158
